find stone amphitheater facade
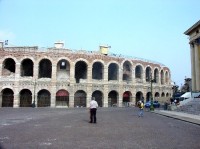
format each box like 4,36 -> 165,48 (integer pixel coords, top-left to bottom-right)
0,43 -> 172,108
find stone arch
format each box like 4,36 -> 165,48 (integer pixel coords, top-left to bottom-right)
135,65 -> 143,79
108,90 -> 118,107
19,89 -> 32,107
161,92 -> 165,97
21,58 -> 34,77
2,58 -> 16,76
108,63 -> 119,81
75,60 -> 88,83
1,88 -> 14,107
135,91 -> 143,104
165,71 -> 169,84
56,89 -> 69,107
92,61 -> 104,80
74,90 -> 87,107
161,69 -> 164,84
155,92 -> 160,99
38,59 -> 52,78
122,91 -> 132,106
56,59 -> 70,81
92,90 -> 103,107
153,68 -> 159,83
37,89 -> 51,107
146,92 -> 151,102
166,92 -> 169,97
122,61 -> 132,81
145,66 -> 152,82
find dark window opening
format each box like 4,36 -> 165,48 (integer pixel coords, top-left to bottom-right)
75,61 -> 87,83
108,63 -> 118,81
39,59 -> 52,78
21,59 -> 33,77
2,58 -> 15,76
92,62 -> 103,80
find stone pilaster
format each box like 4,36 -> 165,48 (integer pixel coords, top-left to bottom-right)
103,65 -> 108,107
69,95 -> 74,107
0,93 -> 2,107
13,93 -> 19,108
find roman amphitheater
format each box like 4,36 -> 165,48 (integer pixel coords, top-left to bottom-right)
0,42 -> 172,108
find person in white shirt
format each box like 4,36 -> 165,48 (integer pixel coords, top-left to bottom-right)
89,97 -> 98,123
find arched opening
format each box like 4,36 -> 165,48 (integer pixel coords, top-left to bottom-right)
135,65 -> 142,79
75,61 -> 87,83
92,62 -> 103,80
155,92 -> 160,101
165,71 -> 169,84
154,68 -> 159,83
123,61 -> 132,81
21,59 -> 33,77
57,59 -> 70,80
108,63 -> 119,81
146,67 -> 151,82
2,88 -> 14,107
161,92 -> 165,97
146,92 -> 151,102
38,59 -> 52,78
166,93 -> 169,97
108,91 -> 118,107
92,90 -> 103,107
37,89 -> 51,107
56,90 -> 69,107
20,89 -> 32,107
161,70 -> 164,84
123,91 -> 132,106
2,58 -> 16,76
74,90 -> 86,107
135,91 -> 143,104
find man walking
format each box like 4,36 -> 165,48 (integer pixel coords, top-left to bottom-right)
89,97 -> 98,123
137,100 -> 144,117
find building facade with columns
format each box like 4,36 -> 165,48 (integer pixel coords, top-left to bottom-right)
184,20 -> 200,92
0,42 -> 172,108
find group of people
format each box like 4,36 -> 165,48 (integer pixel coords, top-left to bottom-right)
88,97 -> 145,124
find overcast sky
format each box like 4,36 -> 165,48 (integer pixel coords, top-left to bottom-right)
0,0 -> 199,87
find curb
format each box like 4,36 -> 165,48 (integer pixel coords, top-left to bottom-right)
152,110 -> 200,126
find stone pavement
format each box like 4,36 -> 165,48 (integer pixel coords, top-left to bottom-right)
153,110 -> 200,125
0,107 -> 200,149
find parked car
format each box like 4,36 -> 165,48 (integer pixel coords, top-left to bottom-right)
145,100 -> 160,108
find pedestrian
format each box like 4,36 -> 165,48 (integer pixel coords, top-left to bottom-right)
137,100 -> 144,117
89,97 -> 98,123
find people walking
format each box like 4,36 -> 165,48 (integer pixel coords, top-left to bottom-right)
89,97 -> 98,123
137,100 -> 144,117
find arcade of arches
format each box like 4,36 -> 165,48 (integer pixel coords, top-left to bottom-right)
0,47 -> 172,108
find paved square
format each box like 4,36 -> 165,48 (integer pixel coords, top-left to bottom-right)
0,107 -> 200,149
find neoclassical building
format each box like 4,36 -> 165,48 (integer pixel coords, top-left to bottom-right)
0,42 -> 172,108
185,20 -> 200,92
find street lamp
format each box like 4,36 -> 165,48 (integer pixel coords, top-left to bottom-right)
32,79 -> 36,108
150,73 -> 155,111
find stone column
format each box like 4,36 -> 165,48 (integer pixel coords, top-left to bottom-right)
103,65 -> 108,107
194,39 -> 200,91
87,65 -> 92,83
13,62 -> 20,108
0,93 -> 2,107
69,95 -> 74,107
13,93 -> 19,108
51,64 -> 57,107
190,43 -> 196,91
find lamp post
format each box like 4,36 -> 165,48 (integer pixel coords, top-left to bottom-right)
32,79 -> 36,108
150,73 -> 155,111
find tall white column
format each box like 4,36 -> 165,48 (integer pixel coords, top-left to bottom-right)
190,43 -> 196,91
194,39 -> 200,91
